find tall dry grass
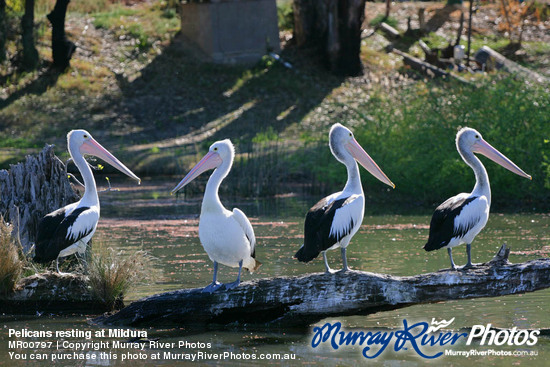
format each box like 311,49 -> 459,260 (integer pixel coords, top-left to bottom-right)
0,217 -> 23,296
88,246 -> 152,310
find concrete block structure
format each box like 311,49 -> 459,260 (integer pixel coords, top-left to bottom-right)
180,0 -> 280,64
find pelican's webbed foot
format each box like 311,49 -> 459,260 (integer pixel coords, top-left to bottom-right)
202,282 -> 223,293
222,280 -> 240,290
462,262 -> 479,270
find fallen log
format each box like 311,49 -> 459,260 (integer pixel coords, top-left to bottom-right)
94,245 -> 550,330
390,47 -> 471,85
474,45 -> 549,84
379,22 -> 400,39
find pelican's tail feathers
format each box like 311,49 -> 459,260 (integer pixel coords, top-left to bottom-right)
294,244 -> 319,263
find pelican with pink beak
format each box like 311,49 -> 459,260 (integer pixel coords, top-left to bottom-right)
171,139 -> 261,292
295,123 -> 395,272
424,127 -> 531,269
33,130 -> 141,273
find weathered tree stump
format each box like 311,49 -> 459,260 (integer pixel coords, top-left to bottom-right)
94,245 -> 550,330
0,145 -> 79,252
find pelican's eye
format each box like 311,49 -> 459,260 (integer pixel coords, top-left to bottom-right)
475,135 -> 479,139
349,133 -> 352,137
213,147 -> 218,151
83,134 -> 88,139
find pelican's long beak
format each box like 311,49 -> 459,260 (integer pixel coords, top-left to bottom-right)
346,139 -> 395,188
171,151 -> 222,194
80,138 -> 141,184
473,139 -> 531,180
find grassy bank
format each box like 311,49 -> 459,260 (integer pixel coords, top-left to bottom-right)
0,1 -> 548,211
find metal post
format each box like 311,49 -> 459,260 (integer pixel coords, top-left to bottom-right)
466,0 -> 474,66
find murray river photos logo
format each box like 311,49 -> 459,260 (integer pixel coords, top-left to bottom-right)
310,318 -> 539,359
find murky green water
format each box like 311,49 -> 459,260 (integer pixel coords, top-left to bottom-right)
1,180 -> 549,366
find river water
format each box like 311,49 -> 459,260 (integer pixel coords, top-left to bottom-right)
1,180 -> 549,366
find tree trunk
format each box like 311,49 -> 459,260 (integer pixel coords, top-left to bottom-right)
0,145 -> 80,252
47,0 -> 75,70
293,0 -> 366,76
0,0 -> 6,62
94,245 -> 550,330
21,0 -> 38,70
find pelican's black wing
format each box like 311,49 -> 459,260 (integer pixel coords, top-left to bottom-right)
34,206 -> 93,263
295,196 -> 356,262
424,195 -> 478,251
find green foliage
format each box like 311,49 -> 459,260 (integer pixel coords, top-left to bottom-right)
277,0 -> 294,31
6,0 -> 23,13
0,136 -> 39,149
252,127 -> 278,144
322,77 -> 549,208
369,14 -> 398,28
92,6 -> 139,30
542,139 -> 550,190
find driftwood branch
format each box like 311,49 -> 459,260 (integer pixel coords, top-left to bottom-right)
94,245 -> 550,329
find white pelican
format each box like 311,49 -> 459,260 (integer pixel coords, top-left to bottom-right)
171,139 -> 261,292
295,123 -> 395,272
33,130 -> 141,272
424,127 -> 531,269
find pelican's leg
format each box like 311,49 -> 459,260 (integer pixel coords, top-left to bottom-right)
322,251 -> 333,274
447,248 -> 457,270
81,254 -> 88,273
340,247 -> 349,272
202,261 -> 222,293
224,260 -> 243,290
76,244 -> 88,273
463,244 -> 475,269
56,257 -> 69,275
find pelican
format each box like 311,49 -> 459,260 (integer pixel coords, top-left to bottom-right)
295,123 -> 395,272
424,127 -> 531,269
33,130 -> 141,273
171,139 -> 261,292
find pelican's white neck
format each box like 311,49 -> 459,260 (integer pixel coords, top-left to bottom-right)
459,143 -> 491,205
202,157 -> 232,213
69,143 -> 99,207
341,153 -> 363,195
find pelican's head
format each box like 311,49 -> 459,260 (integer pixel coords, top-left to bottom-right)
456,127 -> 531,180
329,123 -> 394,188
67,129 -> 141,184
171,139 -> 234,194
